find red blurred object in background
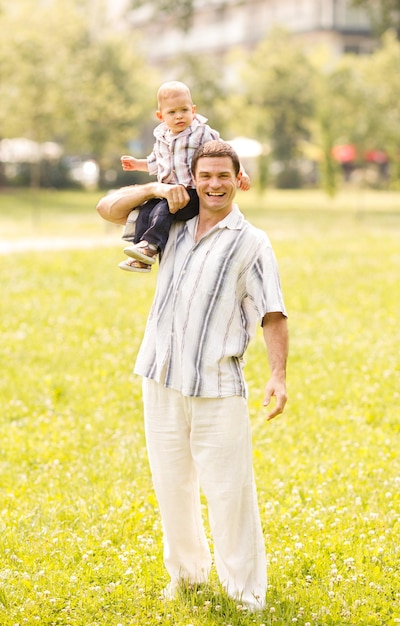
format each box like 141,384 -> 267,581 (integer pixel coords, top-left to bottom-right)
332,144 -> 357,163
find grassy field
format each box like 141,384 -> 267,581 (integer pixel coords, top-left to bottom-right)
0,188 -> 399,625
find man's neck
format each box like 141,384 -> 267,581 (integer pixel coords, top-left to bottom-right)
195,207 -> 233,242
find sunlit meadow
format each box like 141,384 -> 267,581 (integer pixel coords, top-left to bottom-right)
0,189 -> 399,625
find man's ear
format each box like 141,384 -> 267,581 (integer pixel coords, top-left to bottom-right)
237,171 -> 242,186
156,111 -> 163,121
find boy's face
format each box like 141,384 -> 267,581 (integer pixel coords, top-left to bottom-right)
156,92 -> 196,134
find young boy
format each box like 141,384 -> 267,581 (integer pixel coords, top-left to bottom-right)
118,81 -> 250,272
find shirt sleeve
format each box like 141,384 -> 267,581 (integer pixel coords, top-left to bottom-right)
245,236 -> 287,323
147,149 -> 158,176
201,124 -> 220,142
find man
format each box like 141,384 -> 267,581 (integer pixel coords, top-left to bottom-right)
96,140 -> 288,611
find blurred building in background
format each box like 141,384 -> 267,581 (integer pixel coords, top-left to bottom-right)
122,0 -> 375,70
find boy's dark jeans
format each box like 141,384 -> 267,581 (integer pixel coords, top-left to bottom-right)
131,188 -> 199,252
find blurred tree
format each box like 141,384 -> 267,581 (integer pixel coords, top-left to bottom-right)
240,29 -> 315,188
165,53 -> 228,133
0,1 -> 78,187
306,94 -> 340,197
61,34 -> 156,164
308,35 -> 400,191
0,0 -> 156,184
351,0 -> 400,37
363,30 -> 400,186
307,51 -> 370,195
130,0 -> 195,31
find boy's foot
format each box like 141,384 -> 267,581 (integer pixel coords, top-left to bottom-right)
124,241 -> 158,265
118,258 -> 152,273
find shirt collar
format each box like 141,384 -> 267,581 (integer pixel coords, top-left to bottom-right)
185,204 -> 244,240
219,204 -> 244,230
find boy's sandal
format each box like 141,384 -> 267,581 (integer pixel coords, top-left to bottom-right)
124,241 -> 158,265
118,258 -> 152,273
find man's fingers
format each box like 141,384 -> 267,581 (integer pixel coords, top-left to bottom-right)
266,404 -> 283,421
167,186 -> 190,213
263,387 -> 287,421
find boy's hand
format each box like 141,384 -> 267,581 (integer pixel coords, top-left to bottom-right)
121,155 -> 137,171
238,172 -> 251,191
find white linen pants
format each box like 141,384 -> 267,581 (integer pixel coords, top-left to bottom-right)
142,377 -> 267,609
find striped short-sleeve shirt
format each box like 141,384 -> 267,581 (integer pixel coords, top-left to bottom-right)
134,205 -> 287,398
147,114 -> 220,186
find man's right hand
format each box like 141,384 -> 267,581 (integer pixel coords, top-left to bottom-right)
155,183 -> 190,214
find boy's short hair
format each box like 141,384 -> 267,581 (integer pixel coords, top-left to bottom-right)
157,81 -> 192,108
191,140 -> 241,177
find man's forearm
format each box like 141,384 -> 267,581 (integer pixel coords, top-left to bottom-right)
96,181 -> 191,224
96,183 -> 161,224
262,312 -> 289,377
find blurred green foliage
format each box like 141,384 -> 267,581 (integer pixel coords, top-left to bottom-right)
1,1 -> 400,194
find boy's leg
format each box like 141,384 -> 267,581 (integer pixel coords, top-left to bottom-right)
123,190 -> 199,265
172,189 -> 199,222
143,190 -> 199,253
139,199 -> 173,252
131,199 -> 161,244
121,209 -> 139,243
121,199 -> 161,243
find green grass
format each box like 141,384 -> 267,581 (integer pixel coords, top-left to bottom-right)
1,189 -> 400,625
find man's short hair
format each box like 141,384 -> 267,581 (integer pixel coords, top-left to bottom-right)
191,140 -> 241,177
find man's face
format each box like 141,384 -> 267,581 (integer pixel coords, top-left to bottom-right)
193,156 -> 241,217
